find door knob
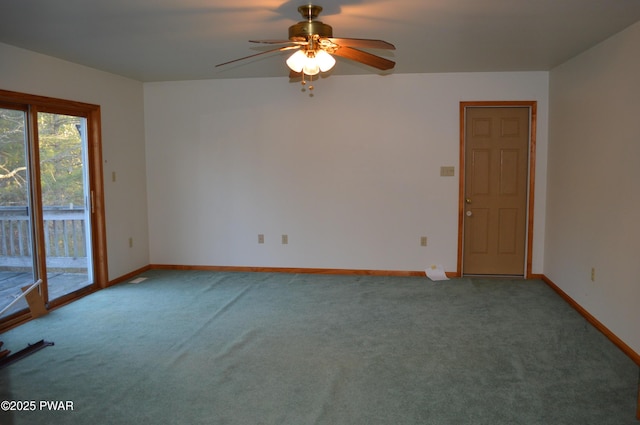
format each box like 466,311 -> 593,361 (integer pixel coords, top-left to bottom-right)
465,198 -> 472,204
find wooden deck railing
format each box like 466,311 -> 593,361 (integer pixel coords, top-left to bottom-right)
0,206 -> 87,269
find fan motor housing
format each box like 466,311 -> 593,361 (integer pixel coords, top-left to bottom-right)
289,21 -> 333,41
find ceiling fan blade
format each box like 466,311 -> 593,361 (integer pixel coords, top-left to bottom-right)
332,46 -> 395,71
249,40 -> 298,44
328,38 -> 395,50
215,46 -> 300,68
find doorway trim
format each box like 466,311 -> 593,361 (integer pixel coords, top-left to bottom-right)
457,101 -> 537,278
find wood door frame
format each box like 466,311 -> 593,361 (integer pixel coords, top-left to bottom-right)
457,101 -> 537,278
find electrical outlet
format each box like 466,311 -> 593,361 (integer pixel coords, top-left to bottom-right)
258,234 -> 264,244
420,236 -> 428,246
282,234 -> 288,245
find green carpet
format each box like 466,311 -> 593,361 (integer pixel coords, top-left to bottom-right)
0,270 -> 637,424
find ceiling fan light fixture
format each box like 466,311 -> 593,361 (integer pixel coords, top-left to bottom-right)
302,58 -> 320,76
315,49 -> 336,72
286,49 -> 335,75
286,50 -> 306,73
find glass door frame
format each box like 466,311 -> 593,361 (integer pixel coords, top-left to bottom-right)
0,89 -> 108,328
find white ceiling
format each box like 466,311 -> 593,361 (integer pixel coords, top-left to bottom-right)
2,0 -> 640,82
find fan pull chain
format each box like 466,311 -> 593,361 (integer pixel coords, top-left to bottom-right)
300,73 -> 315,91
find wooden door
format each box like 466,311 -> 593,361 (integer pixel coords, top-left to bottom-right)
462,107 -> 529,275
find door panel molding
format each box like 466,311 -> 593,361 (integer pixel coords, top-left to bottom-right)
457,101 -> 537,277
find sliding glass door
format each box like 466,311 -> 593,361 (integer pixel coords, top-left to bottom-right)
0,91 -> 107,325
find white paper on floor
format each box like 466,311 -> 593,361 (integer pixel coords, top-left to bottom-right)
425,265 -> 449,281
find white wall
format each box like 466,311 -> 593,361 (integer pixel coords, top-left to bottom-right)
0,42 -> 150,281
547,21 -> 640,354
144,72 -> 548,273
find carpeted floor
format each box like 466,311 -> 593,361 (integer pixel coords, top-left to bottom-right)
0,270 -> 638,424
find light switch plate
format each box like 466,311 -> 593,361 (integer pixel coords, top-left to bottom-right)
440,166 -> 455,177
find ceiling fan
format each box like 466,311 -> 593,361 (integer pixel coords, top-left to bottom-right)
216,4 -> 396,90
